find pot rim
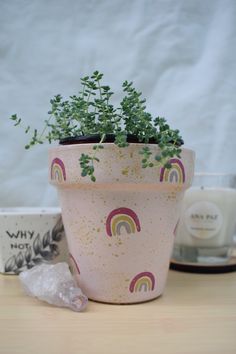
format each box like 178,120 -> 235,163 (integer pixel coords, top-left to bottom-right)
49,142 -> 195,155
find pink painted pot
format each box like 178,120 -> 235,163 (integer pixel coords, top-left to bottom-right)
49,143 -> 195,304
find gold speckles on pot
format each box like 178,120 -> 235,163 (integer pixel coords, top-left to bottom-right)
121,167 -> 129,176
166,192 -> 177,201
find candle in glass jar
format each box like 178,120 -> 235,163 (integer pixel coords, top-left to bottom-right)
175,187 -> 236,248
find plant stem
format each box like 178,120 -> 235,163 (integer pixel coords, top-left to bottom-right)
38,115 -> 53,143
91,133 -> 106,162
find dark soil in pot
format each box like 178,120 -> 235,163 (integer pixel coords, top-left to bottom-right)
59,134 -> 184,146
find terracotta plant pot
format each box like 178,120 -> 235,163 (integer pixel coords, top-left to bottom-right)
49,142 -> 195,304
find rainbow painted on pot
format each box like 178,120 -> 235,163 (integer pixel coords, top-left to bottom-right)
173,219 -> 180,237
106,207 -> 141,237
129,272 -> 155,293
160,158 -> 185,184
51,158 -> 66,182
69,253 -> 80,275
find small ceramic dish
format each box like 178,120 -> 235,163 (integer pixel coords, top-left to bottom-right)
0,208 -> 69,274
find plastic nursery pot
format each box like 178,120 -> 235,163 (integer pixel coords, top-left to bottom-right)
49,141 -> 195,304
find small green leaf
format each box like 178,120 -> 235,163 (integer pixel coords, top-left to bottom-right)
164,162 -> 172,169
10,114 -> 17,121
91,175 -> 96,182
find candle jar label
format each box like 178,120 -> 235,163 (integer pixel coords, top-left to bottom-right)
184,201 -> 223,239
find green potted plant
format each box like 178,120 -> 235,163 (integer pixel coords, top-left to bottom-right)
11,71 -> 195,304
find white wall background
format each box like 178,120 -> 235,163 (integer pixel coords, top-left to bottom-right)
0,0 -> 236,207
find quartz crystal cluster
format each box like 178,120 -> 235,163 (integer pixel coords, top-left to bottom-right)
19,263 -> 88,312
